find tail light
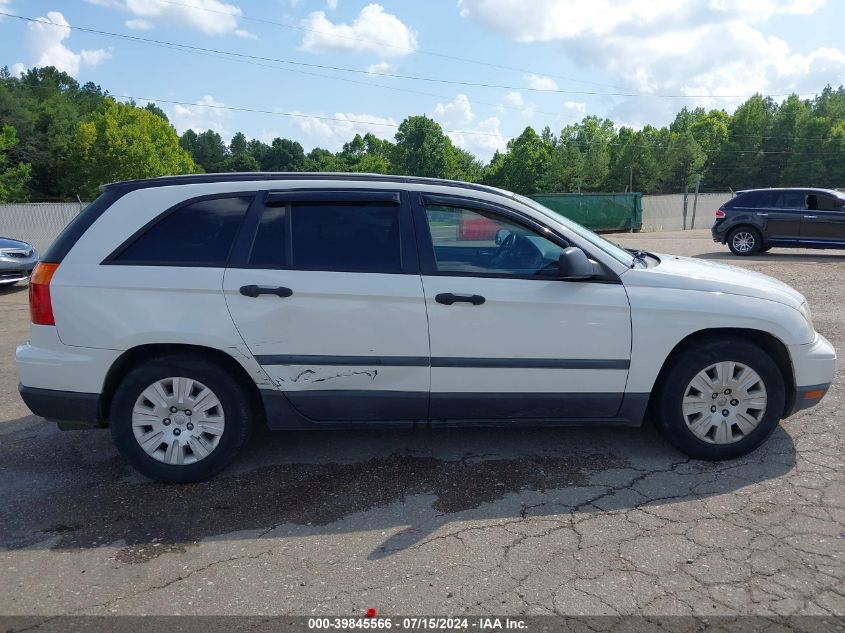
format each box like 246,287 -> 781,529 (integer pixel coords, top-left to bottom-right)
715,209 -> 726,218
29,262 -> 59,326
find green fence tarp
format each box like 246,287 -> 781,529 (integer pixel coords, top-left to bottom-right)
528,193 -> 642,232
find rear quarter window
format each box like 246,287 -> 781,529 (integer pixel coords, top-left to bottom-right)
726,192 -> 760,208
109,195 -> 253,266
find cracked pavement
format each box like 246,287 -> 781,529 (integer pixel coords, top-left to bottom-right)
0,230 -> 843,617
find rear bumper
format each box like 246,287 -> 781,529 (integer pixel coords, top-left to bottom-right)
18,384 -> 102,429
711,221 -> 728,243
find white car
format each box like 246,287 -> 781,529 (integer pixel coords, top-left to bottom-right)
15,174 -> 836,482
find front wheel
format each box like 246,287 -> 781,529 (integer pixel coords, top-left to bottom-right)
110,355 -> 254,482
728,227 -> 762,256
654,339 -> 785,460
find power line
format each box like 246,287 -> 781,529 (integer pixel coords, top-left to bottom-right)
154,0 -> 642,95
0,12 -> 823,100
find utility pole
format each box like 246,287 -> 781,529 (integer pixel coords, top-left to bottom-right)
628,165 -> 633,193
690,175 -> 702,230
682,184 -> 689,230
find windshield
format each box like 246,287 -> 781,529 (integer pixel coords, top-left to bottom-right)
514,194 -> 636,267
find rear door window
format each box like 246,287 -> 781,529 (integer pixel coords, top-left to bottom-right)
248,201 -> 403,273
776,191 -> 806,209
112,196 -> 252,266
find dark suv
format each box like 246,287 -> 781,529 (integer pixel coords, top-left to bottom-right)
712,188 -> 845,255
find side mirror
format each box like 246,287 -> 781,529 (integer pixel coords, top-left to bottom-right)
495,229 -> 512,246
558,247 -> 595,280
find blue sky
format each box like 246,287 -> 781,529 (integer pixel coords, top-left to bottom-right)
1,0 -> 844,161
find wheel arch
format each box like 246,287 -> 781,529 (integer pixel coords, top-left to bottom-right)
648,327 -> 795,418
100,343 -> 267,426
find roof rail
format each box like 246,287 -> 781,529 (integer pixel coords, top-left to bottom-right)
100,172 -> 512,198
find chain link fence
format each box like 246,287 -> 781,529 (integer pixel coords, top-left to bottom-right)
641,192 -> 732,232
0,202 -> 85,254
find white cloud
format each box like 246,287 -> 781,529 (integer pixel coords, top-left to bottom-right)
563,101 -> 586,117
299,4 -> 418,58
366,60 -> 396,74
170,95 -> 231,136
124,18 -> 153,29
289,111 -> 397,151
459,0 -> 842,124
326,0 -> 338,8
433,93 -> 508,159
526,74 -> 559,91
234,28 -> 257,39
502,91 -> 524,108
88,0 -> 245,36
13,11 -> 111,77
0,0 -> 15,20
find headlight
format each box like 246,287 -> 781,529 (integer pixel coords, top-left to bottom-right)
799,302 -> 814,331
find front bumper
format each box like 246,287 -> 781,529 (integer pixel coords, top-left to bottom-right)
0,255 -> 37,284
785,333 -> 837,416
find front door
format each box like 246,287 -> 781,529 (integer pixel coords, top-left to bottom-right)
223,190 -> 430,421
801,191 -> 845,244
414,194 -> 632,420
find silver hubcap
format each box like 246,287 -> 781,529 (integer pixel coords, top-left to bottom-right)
732,232 -> 755,253
132,377 -> 225,465
682,361 -> 767,445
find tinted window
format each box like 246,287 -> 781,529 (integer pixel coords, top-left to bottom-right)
249,206 -> 287,267
116,196 -> 251,265
777,191 -> 806,209
731,192 -> 760,207
425,205 -> 564,277
816,193 -> 844,211
291,202 -> 401,273
755,191 -> 777,208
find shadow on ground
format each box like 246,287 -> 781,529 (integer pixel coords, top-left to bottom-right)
0,416 -> 797,561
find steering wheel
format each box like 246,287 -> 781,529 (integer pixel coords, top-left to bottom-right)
490,231 -> 516,267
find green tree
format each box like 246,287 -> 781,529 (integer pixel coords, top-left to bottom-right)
261,137 -> 306,171
65,99 -> 199,198
0,125 -> 31,201
393,116 -> 450,178
495,126 -> 550,195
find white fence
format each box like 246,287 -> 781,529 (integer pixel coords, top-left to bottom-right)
0,202 -> 85,254
641,192 -> 731,232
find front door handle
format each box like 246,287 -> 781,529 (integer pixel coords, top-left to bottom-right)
239,285 -> 293,298
804,215 -> 818,219
435,293 -> 486,306
756,212 -> 769,217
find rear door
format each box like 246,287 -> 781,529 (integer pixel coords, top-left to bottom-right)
801,191 -> 845,244
755,190 -> 803,243
223,190 -> 430,422
414,193 -> 631,421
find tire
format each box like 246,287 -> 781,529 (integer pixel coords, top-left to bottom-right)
760,245 -> 773,253
110,354 -> 254,482
653,338 -> 785,460
727,227 -> 762,256
0,281 -> 19,288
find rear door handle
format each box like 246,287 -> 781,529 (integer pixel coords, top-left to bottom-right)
435,293 -> 485,306
239,285 -> 293,298
804,215 -> 818,219
756,212 -> 768,217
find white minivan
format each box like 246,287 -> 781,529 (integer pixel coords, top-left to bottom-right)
16,174 -> 836,482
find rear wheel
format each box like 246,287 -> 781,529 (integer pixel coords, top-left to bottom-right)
728,227 -> 762,256
110,354 -> 254,482
654,338 -> 785,460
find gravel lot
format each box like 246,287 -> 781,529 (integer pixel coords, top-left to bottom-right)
0,229 -> 843,618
